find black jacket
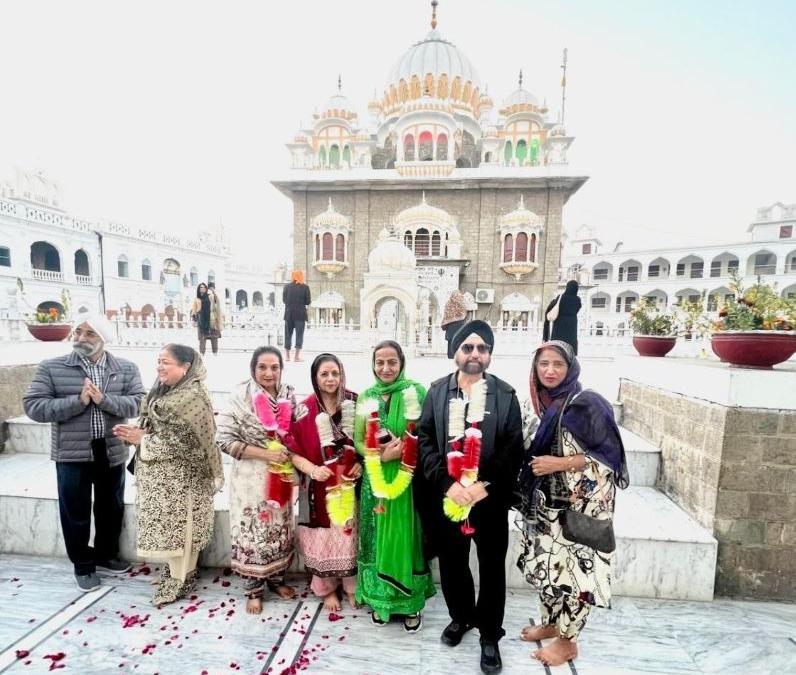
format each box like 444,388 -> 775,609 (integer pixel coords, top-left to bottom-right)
417,372 -> 524,511
282,282 -> 311,321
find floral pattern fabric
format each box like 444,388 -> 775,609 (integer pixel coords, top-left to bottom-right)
517,400 -> 616,610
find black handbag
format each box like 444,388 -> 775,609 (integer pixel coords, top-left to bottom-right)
556,398 -> 616,554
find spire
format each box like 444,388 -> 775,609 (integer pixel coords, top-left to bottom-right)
518,69 -> 523,89
560,48 -> 568,125
337,74 -> 342,94
431,0 -> 438,29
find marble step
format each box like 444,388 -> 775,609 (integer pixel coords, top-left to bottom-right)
0,451 -> 714,601
3,414 -> 660,487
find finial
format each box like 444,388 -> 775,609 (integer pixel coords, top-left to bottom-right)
518,69 -> 523,88
337,74 -> 342,94
431,0 -> 438,29
328,198 -> 333,212
560,48 -> 568,125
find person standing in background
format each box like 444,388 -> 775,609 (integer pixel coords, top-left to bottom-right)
440,290 -> 468,359
283,270 -> 311,362
542,280 -> 582,355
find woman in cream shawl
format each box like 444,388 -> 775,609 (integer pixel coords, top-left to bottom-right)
115,344 -> 224,607
216,346 -> 306,614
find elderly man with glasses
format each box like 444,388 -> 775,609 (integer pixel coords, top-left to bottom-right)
416,320 -> 524,674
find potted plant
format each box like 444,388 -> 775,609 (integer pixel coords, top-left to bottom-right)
629,298 -> 678,357
22,282 -> 73,342
710,272 -> 796,368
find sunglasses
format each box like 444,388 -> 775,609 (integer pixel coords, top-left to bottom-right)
461,343 -> 491,355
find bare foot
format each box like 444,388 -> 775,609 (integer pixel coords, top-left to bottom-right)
520,624 -> 557,642
346,592 -> 361,609
274,584 -> 297,599
532,638 -> 578,666
323,592 -> 342,612
246,597 -> 263,615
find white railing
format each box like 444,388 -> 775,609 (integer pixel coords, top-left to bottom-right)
75,275 -> 93,285
31,269 -> 64,282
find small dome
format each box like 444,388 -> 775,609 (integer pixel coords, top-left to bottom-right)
368,228 -> 416,272
311,199 -> 350,231
502,87 -> 539,108
550,123 -> 566,137
393,193 -> 456,230
387,29 -> 481,92
324,93 -> 353,113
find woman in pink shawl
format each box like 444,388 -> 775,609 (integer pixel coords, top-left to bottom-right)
290,353 -> 362,612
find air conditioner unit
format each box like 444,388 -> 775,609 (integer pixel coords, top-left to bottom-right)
475,288 -> 495,304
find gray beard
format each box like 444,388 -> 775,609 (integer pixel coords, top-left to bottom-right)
72,342 -> 100,358
461,361 -> 487,374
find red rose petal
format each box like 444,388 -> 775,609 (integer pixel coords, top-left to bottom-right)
15,650 -> 29,659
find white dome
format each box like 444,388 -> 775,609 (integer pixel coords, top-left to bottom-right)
387,30 -> 480,91
368,228 -> 416,272
503,87 -> 539,108
323,93 -> 354,113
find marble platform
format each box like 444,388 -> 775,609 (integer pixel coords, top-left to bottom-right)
0,451 -> 715,601
3,416 -> 50,455
1,554 -> 794,675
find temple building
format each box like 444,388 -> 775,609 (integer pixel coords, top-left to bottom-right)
272,1 -> 586,343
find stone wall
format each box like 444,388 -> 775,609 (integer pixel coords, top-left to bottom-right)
290,185 -> 569,325
0,365 -> 37,452
619,378 -> 796,600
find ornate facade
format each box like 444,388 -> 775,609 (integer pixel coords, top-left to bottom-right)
274,3 -> 586,340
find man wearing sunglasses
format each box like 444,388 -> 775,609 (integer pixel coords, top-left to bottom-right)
416,320 -> 524,674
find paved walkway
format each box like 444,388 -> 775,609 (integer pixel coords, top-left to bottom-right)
1,555 -> 794,674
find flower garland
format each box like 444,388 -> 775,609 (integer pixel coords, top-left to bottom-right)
443,378 -> 487,534
316,400 -> 358,529
253,391 -> 295,508
362,389 -> 420,510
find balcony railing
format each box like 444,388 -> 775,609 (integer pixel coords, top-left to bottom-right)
75,275 -> 93,285
31,268 -> 64,282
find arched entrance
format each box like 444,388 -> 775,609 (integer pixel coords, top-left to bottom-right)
374,296 -> 410,343
162,258 -> 181,307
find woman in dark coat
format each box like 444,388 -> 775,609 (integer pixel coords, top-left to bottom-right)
542,280 -> 581,354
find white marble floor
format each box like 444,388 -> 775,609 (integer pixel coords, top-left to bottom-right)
1,555 -> 794,675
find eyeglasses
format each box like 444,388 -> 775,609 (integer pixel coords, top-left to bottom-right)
460,343 -> 491,355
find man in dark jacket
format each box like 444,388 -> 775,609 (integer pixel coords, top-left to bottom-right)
23,314 -> 145,592
282,269 -> 311,362
417,320 -> 523,674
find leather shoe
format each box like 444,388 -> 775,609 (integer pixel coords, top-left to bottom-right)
440,621 -> 473,646
480,639 -> 502,674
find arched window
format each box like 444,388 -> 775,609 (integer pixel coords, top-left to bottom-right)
516,233 -> 529,261
335,234 -> 345,262
0,246 -> 10,267
437,134 -> 448,161
235,290 -> 248,308
415,228 -> 430,256
342,145 -> 351,166
404,230 -> 413,249
329,144 -> 340,168
74,249 -> 90,277
404,134 -> 415,161
253,291 -> 264,306
418,131 -> 433,161
322,233 -> 333,260
503,234 -> 513,262
529,233 -> 537,262
315,235 -> 320,261
503,140 -> 513,165
190,267 -> 199,286
207,269 -> 215,286
530,138 -> 540,165
484,151 -> 492,163
431,231 -> 441,256
30,241 -> 61,272
117,254 -> 129,278
141,258 -> 152,281
516,139 -> 528,165
318,146 -> 327,167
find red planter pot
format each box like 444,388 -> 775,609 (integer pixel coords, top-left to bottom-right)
26,323 -> 72,342
632,335 -> 677,357
711,331 -> 796,369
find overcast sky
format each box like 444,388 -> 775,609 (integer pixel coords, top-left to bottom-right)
1,0 -> 794,265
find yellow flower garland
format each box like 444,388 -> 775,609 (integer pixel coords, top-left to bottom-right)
364,451 -> 414,500
327,482 -> 356,527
